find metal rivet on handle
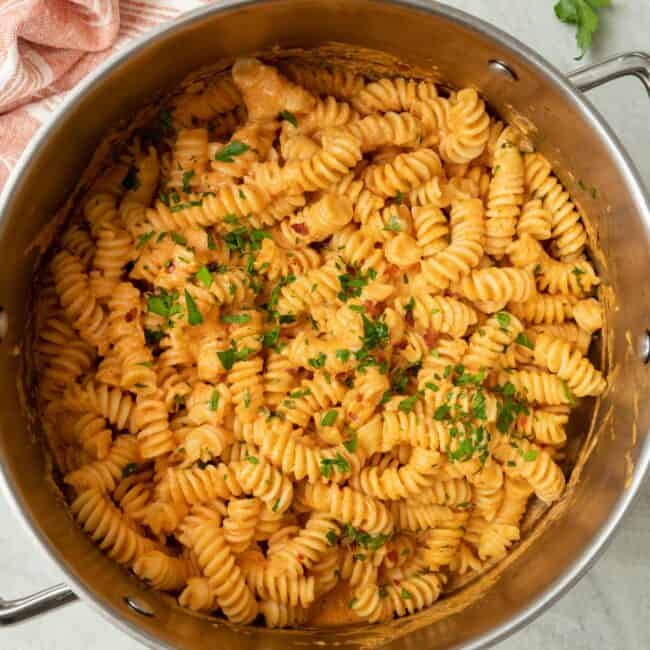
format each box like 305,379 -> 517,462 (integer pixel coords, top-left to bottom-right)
488,60 -> 518,81
124,596 -> 154,617
640,331 -> 650,364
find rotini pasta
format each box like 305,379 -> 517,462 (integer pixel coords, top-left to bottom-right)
33,57 -> 606,630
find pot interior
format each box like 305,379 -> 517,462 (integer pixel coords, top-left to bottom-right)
1,1 -> 649,649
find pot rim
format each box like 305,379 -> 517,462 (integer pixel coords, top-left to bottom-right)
1,1 -> 649,648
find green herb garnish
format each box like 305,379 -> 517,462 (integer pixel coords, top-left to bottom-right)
215,140 -> 250,162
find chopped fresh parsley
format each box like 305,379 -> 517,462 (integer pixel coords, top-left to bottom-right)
262,327 -> 280,349
136,231 -> 155,249
320,410 -> 338,427
360,314 -> 389,351
221,313 -> 251,324
289,388 -> 312,399
147,289 -> 182,325
343,432 -> 358,453
496,382 -> 530,434
320,452 -> 350,478
247,455 -> 259,465
223,226 -> 271,256
341,524 -> 390,551
521,449 -> 539,462
184,290 -> 203,325
215,140 -> 250,162
495,311 -> 511,331
208,390 -> 220,411
336,349 -> 351,362
383,215 -> 403,232
181,169 -> 195,193
195,265 -> 213,288
308,353 -> 327,369
217,341 -> 252,370
515,333 -> 534,349
560,379 -> 576,405
278,110 -> 298,127
398,394 -> 419,414
338,267 -> 375,302
326,529 -> 338,546
144,327 -> 165,345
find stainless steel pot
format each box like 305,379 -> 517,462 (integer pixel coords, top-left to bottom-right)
1,1 -> 649,648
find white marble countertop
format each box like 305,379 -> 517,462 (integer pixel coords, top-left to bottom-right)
2,1 -> 650,648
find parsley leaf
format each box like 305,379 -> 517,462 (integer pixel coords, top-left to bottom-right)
320,452 -> 350,478
320,410 -> 338,427
182,290 -> 201,326
336,349 -> 350,362
309,353 -> 327,369
554,0 -> 611,60
495,312 -> 510,331
215,140 -> 250,162
278,110 -> 298,127
217,341 -> 252,370
181,169 -> 195,193
326,529 -> 338,546
208,390 -> 220,411
170,231 -> 187,246
398,394 -> 418,414
147,289 -> 182,324
515,333 -> 534,349
343,432 -> 358,453
220,313 -> 251,324
136,231 -> 155,249
195,265 -> 213,288
262,327 -> 280,349
383,215 -> 403,232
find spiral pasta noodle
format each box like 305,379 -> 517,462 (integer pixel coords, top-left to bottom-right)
33,56 -> 605,629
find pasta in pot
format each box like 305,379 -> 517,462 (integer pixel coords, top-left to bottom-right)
32,56 -> 607,629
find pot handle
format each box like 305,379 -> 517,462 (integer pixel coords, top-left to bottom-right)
0,583 -> 76,624
568,51 -> 650,94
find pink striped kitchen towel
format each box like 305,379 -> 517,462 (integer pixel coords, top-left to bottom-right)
0,0 -> 207,190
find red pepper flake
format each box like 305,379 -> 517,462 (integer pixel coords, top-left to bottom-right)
364,300 -> 386,318
424,329 -> 439,348
296,553 -> 304,561
518,415 -> 527,429
125,308 -> 137,322
166,262 -> 176,273
291,222 -> 309,236
387,550 -> 398,564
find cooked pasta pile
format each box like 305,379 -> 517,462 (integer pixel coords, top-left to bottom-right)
33,58 -> 607,627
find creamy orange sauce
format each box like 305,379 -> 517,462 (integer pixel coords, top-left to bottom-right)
307,581 -> 358,626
